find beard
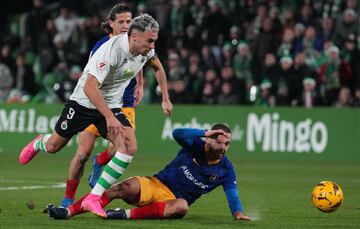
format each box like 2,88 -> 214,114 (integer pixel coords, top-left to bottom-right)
208,148 -> 225,160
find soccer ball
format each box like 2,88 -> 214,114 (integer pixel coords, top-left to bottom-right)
311,181 -> 344,212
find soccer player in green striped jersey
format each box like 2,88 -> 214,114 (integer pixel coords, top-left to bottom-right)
19,14 -> 167,218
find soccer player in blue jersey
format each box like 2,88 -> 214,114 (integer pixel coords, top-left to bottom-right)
59,4 -> 172,208
48,124 -> 251,220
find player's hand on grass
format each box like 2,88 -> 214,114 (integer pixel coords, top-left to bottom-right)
234,211 -> 251,221
162,100 -> 173,116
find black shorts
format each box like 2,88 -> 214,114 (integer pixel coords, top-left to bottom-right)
55,100 -> 131,139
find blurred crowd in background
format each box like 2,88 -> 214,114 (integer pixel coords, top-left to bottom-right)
1,0 -> 360,108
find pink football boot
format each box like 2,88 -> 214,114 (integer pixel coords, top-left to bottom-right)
81,193 -> 107,218
19,134 -> 44,164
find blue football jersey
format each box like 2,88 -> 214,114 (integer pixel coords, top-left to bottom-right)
155,129 -> 238,205
90,34 -> 137,108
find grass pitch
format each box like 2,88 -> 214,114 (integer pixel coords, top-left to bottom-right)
0,148 -> 359,229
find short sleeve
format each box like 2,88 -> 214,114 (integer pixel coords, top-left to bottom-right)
87,43 -> 123,84
148,49 -> 155,59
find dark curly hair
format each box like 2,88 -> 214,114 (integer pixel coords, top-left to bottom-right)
100,4 -> 131,34
211,123 -> 231,134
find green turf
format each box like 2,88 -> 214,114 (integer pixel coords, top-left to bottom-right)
0,149 -> 359,229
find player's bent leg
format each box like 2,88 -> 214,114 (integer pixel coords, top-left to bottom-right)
83,121 -> 136,217
82,153 -> 134,217
61,131 -> 97,208
106,177 -> 182,220
82,147 -> 134,217
106,177 -> 141,204
103,178 -> 141,220
90,127 -> 136,195
106,201 -> 179,220
44,131 -> 71,153
69,131 -> 97,179
109,126 -> 137,156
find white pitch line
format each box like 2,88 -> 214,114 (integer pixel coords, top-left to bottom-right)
0,179 -> 44,183
0,178 -> 64,184
0,182 -> 66,191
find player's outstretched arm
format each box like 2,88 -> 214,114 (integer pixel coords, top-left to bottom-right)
224,185 -> 250,221
149,56 -> 173,116
172,128 -> 205,147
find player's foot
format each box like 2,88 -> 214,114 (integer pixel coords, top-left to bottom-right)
60,197 -> 73,208
88,154 -> 104,188
47,204 -> 70,220
106,208 -> 127,219
19,134 -> 43,164
81,193 -> 107,218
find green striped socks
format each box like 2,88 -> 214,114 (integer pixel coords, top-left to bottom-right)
33,134 -> 51,152
91,152 -> 133,196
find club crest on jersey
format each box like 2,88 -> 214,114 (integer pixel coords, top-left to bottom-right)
209,174 -> 219,182
123,69 -> 135,80
61,120 -> 68,130
98,62 -> 106,71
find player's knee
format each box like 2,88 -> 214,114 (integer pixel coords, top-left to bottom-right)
126,143 -> 137,155
107,182 -> 125,199
111,181 -> 130,197
76,145 -> 93,157
165,199 -> 188,219
120,141 -> 137,155
107,144 -> 116,155
76,153 -> 90,163
119,178 -> 140,203
45,133 -> 69,153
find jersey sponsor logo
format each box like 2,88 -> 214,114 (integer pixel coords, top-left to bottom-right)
123,69 -> 135,80
98,62 -> 107,71
209,174 -> 219,182
180,165 -> 208,189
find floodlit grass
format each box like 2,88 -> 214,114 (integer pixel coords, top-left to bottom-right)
0,149 -> 359,229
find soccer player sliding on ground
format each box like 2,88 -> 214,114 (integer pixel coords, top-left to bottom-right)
47,125 -> 251,221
